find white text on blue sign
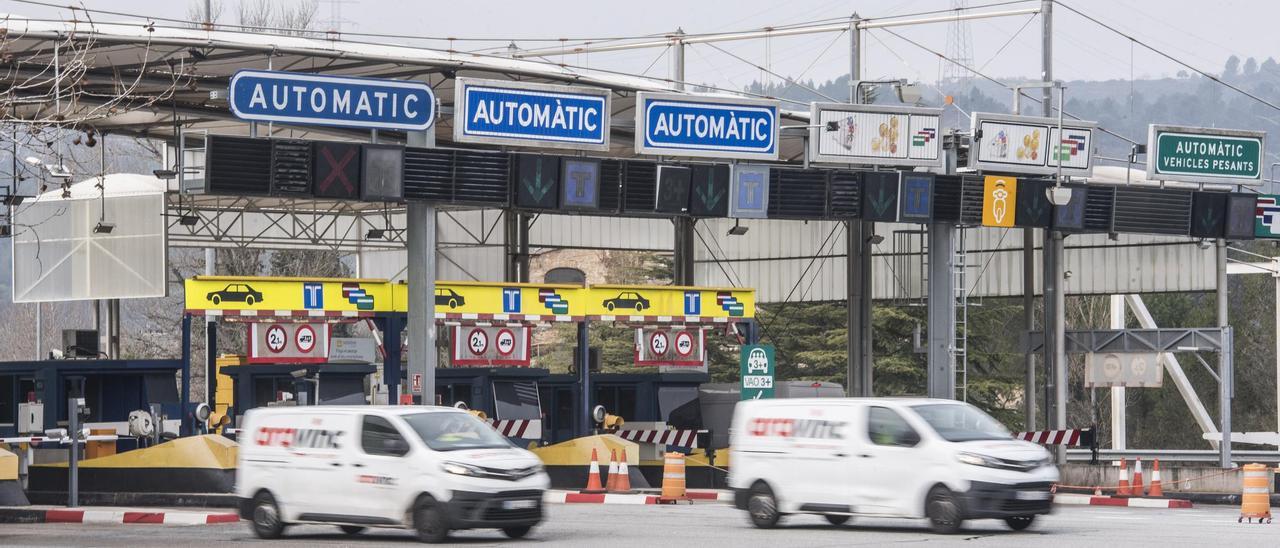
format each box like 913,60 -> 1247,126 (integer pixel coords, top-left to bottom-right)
230,70 -> 435,131
462,83 -> 606,146
641,95 -> 777,158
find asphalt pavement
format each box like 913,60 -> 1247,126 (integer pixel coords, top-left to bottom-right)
0,502 -> 1273,547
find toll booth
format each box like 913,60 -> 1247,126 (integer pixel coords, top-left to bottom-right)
540,372 -> 710,445
0,359 -> 182,437
435,367 -> 548,444
220,363 -> 376,426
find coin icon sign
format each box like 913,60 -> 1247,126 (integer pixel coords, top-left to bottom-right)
468,328 -> 489,356
496,328 -> 516,356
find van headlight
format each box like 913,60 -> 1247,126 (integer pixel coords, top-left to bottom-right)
956,452 -> 1003,468
442,461 -> 484,477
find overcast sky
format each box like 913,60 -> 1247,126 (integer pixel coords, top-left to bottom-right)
4,0 -> 1273,90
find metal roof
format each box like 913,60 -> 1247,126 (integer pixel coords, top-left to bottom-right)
0,14 -> 810,160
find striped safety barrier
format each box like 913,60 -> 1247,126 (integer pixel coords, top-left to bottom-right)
1013,429 -> 1091,447
0,434 -> 120,445
614,429 -> 699,449
487,419 -> 542,440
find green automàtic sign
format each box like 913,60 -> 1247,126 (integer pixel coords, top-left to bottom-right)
740,344 -> 775,400
1154,131 -> 1262,180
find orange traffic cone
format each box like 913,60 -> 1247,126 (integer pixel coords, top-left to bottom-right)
610,448 -> 635,494
1117,458 -> 1131,496
1132,458 -> 1146,497
1149,459 -> 1163,497
605,449 -> 619,492
581,448 -> 606,494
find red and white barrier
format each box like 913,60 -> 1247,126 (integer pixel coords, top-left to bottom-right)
0,434 -> 119,445
43,508 -> 240,525
614,429 -> 699,448
1012,429 -> 1084,446
487,419 -> 542,440
1052,493 -> 1193,509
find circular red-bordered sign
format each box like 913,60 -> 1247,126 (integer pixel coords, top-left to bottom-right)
495,328 -> 517,356
648,330 -> 670,356
467,328 -> 489,356
265,325 -> 287,354
294,324 -> 317,353
674,331 -> 695,357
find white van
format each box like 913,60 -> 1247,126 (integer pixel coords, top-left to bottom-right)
729,398 -> 1058,534
236,406 -> 549,542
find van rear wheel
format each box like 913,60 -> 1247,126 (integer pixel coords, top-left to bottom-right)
1004,515 -> 1035,531
824,514 -> 851,526
746,483 -> 781,529
413,497 -> 449,543
925,486 -> 964,534
250,492 -> 286,539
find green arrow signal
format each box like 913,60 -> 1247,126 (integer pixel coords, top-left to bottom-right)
870,184 -> 893,216
526,161 -> 551,201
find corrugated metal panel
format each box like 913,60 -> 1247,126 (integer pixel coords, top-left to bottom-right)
693,219 -> 1216,303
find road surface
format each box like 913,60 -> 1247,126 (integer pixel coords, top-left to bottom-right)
0,502 -> 1271,546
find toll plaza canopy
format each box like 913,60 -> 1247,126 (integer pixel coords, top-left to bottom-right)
0,14 -> 811,160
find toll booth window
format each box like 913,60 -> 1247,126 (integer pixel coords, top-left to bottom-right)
361,414 -> 409,457
657,386 -> 702,430
318,376 -> 366,405
0,375 -> 14,425
594,386 -> 637,421
493,381 -> 541,420
437,383 -> 472,410
867,406 -> 920,448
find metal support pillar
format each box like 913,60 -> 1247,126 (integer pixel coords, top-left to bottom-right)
674,218 -> 696,285
1048,232 -> 1067,460
68,396 -> 79,507
380,315 -> 403,403
1023,231 -> 1036,430
107,299 -> 121,359
1220,326 -> 1234,468
180,314 -> 191,434
577,321 -> 591,438
1217,239 -> 1231,467
204,248 -> 215,404
927,223 -> 956,399
406,129 -> 436,406
518,214 -> 530,283
1109,295 -> 1126,449
34,304 -> 41,360
504,210 -> 520,283
845,14 -> 874,397
407,202 -> 436,405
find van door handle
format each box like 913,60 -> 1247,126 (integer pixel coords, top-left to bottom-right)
330,462 -> 343,467
834,452 -> 848,457
858,454 -> 873,458
352,463 -> 365,468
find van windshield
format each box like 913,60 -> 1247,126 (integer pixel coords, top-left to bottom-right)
910,403 -> 1010,442
402,412 -> 512,451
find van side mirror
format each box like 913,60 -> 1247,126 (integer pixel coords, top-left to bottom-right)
898,430 -> 921,447
384,438 -> 410,456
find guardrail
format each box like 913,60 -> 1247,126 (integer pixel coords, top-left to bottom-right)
1067,449 -> 1280,464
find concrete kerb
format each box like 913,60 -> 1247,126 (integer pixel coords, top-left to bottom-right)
0,506 -> 239,525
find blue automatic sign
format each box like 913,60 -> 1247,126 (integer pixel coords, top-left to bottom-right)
455,77 -> 610,151
636,92 -> 779,160
229,70 -> 435,131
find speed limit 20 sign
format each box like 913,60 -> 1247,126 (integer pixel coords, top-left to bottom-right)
248,322 -> 330,363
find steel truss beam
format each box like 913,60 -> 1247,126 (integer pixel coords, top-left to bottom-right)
1024,328 -> 1224,354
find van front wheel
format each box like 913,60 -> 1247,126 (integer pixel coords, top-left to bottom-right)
413,497 -> 449,543
747,483 -> 781,529
250,492 -> 286,539
502,526 -> 533,539
925,486 -> 964,534
1004,515 -> 1035,531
